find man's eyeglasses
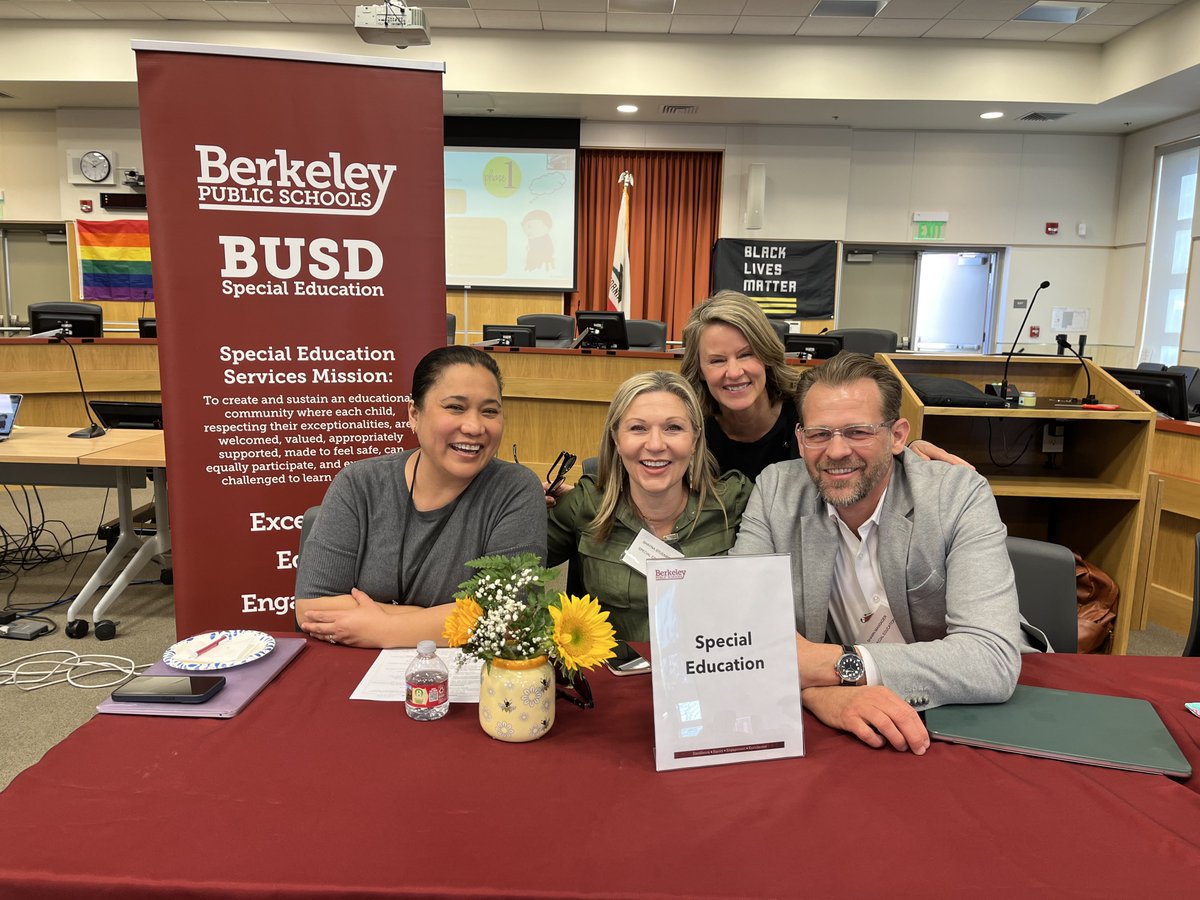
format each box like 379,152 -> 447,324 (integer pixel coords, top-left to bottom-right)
798,421 -> 895,449
554,669 -> 594,709
513,445 -> 577,496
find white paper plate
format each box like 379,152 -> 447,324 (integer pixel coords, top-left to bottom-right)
163,630 -> 275,671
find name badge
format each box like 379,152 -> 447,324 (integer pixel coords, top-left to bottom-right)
852,601 -> 904,644
621,528 -> 683,574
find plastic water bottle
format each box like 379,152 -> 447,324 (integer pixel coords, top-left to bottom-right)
405,640 -> 449,721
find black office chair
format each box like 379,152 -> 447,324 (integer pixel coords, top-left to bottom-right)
517,314 -> 575,348
1006,536 -> 1078,653
1136,362 -> 1167,372
825,328 -> 898,356
769,319 -> 788,345
446,313 -> 456,346
1185,532 -> 1200,657
626,319 -> 668,351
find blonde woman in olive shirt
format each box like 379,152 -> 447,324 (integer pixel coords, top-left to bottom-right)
547,371 -> 752,642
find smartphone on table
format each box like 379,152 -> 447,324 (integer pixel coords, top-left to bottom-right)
604,641 -> 650,676
111,675 -> 226,704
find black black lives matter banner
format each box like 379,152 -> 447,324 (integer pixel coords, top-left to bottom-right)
135,42 -> 445,637
712,238 -> 837,318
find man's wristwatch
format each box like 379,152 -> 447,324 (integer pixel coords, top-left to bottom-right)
834,645 -> 865,686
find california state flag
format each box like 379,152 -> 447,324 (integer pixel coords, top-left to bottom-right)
607,171 -> 633,315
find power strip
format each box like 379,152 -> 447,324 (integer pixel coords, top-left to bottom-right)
0,620 -> 51,640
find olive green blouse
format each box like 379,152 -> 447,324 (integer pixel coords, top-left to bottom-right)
547,472 -> 753,642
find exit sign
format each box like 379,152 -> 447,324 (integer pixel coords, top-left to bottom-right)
914,221 -> 946,241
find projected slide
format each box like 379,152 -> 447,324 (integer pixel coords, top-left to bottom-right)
444,148 -> 576,291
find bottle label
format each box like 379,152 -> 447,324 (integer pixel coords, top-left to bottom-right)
406,679 -> 448,708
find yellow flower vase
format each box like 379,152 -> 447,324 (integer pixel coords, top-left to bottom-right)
478,655 -> 555,742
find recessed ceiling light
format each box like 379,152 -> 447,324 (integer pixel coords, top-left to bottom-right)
1014,2 -> 1103,25
980,111 -> 1004,120
617,104 -> 639,114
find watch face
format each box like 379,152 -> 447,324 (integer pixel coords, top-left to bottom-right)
836,652 -> 865,683
80,151 -> 111,183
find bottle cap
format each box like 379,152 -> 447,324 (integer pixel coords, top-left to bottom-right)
416,639 -> 436,654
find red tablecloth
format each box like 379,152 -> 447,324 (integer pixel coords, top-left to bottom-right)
1,643 -> 1198,898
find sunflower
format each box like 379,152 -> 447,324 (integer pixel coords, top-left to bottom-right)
549,593 -> 617,672
443,596 -> 484,646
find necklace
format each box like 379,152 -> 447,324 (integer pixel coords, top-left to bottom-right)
633,491 -> 689,537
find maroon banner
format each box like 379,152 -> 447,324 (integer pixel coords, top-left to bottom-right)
134,43 -> 445,637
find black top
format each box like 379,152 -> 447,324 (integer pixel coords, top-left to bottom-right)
704,402 -> 799,482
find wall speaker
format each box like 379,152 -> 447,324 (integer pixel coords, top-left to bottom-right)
744,163 -> 765,230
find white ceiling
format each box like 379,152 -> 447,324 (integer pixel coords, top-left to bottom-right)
1,0 -> 1199,134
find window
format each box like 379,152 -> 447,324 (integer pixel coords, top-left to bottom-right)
1140,141 -> 1199,366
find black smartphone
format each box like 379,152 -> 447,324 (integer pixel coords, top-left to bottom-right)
605,641 -> 650,676
111,675 -> 226,704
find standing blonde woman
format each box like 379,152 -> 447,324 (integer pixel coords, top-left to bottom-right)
680,290 -> 965,480
547,371 -> 751,642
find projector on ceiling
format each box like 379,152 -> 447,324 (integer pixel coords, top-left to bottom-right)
355,4 -> 431,49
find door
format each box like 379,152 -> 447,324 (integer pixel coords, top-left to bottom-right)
911,251 -> 996,354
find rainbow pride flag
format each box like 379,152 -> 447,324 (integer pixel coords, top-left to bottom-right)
76,218 -> 154,301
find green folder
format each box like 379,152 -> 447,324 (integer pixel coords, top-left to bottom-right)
925,684 -> 1192,778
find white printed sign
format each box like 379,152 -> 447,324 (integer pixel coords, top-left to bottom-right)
647,555 -> 804,772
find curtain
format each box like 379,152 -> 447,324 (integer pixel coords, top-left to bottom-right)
569,149 -> 722,341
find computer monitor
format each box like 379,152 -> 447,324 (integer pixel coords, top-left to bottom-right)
28,302 -> 104,338
88,400 -> 164,430
575,310 -> 629,350
1165,365 -> 1200,416
138,317 -> 157,338
481,324 -> 536,348
785,334 -> 843,359
1104,367 -> 1191,420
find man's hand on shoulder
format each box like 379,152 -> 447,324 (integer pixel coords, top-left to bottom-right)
802,685 -> 930,755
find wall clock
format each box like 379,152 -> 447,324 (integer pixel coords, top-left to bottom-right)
80,150 -> 113,183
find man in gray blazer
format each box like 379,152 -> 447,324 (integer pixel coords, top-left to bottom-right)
731,352 -> 1023,755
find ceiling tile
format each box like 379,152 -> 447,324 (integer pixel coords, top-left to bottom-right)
423,7 -> 481,26
946,0 -> 1031,21
1047,23 -> 1131,42
670,13 -> 737,33
538,0 -> 605,10
922,18 -> 998,38
419,0 -> 472,7
471,0 -> 539,10
985,20 -> 1066,40
211,3 -> 289,23
605,11 -> 671,31
11,1 -> 100,18
860,16 -> 937,36
672,0 -> 747,13
732,15 -> 802,34
475,9 -> 544,27
277,3 -> 352,24
875,0 -> 958,17
75,2 -> 163,20
142,2 -> 227,21
798,15 -> 869,36
1081,3 -> 1173,26
0,1 -> 39,16
743,0 -> 817,13
541,9 -> 605,29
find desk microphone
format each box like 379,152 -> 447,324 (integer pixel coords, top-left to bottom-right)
998,280 -> 1050,406
51,330 -> 108,439
1056,334 -> 1097,404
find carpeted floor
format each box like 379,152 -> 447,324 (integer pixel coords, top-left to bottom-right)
0,485 -> 1191,791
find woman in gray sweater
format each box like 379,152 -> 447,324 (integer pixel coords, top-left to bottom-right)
294,345 -> 546,648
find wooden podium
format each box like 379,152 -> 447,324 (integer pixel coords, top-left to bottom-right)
880,353 -> 1155,655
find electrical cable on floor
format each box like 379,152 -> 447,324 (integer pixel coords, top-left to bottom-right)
0,650 -> 149,691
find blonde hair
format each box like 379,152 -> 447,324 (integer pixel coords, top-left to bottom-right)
591,371 -> 723,542
679,290 -> 800,420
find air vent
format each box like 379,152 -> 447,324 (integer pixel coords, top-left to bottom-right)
662,104 -> 698,116
1018,112 -> 1069,123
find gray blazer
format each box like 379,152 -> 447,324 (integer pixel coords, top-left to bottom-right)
731,449 -> 1022,710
